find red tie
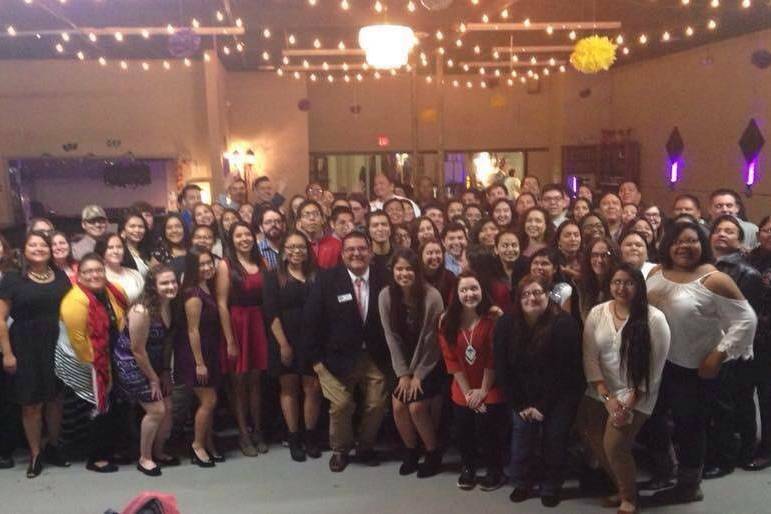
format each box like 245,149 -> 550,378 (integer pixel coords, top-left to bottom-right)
354,277 -> 365,320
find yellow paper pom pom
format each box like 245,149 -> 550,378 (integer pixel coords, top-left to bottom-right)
570,35 -> 617,74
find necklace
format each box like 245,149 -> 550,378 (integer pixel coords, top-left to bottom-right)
461,319 -> 479,365
612,301 -> 629,321
28,266 -> 53,282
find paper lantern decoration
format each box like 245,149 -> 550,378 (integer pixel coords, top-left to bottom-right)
665,127 -> 685,188
751,50 -> 771,70
297,99 -> 311,111
570,36 -> 617,74
167,28 -> 201,58
350,104 -> 362,114
419,108 -> 437,124
739,118 -> 765,192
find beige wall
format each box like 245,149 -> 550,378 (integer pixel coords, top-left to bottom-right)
225,73 -> 310,202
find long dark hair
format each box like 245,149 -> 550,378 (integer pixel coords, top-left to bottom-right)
510,274 -> 563,355
611,263 -> 652,393
120,209 -> 152,263
224,221 -> 265,285
277,230 -> 317,287
159,213 -> 189,251
50,231 -> 77,269
132,264 -> 176,321
180,246 -> 215,294
518,206 -> 555,249
442,270 -> 493,346
529,246 -> 567,287
0,232 -> 15,273
579,236 -> 620,318
469,216 -> 498,246
387,248 -> 426,340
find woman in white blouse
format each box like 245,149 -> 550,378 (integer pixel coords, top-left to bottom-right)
646,221 -> 757,505
95,234 -> 145,304
578,263 -> 670,514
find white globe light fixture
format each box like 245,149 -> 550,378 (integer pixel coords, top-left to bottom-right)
358,24 -> 415,69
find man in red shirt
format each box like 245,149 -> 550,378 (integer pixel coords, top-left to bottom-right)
317,206 -> 355,269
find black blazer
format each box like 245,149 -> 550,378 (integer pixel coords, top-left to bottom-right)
303,264 -> 391,378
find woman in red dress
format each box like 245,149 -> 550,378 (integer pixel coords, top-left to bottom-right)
215,221 -> 269,457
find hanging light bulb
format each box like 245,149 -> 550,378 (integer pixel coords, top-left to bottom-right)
662,31 -> 671,42
277,68 -> 284,76
120,60 -> 128,70
455,39 -> 463,47
741,0 -> 751,7
374,1 -> 383,12
474,45 -> 480,54
707,19 -> 717,30
314,38 -> 321,48
493,50 -> 500,60
501,8 -> 508,19
61,32 -> 70,42
192,19 -> 200,28
235,18 -> 243,28
710,0 -> 719,7
114,32 -> 124,42
568,30 -> 577,40
523,18 -> 531,27
288,34 -> 296,45
358,24 -> 416,69
184,58 -> 192,67
341,0 -> 350,9
616,35 -> 624,45
481,13 -> 489,23
89,32 -> 97,42
639,34 -> 648,44
141,29 -> 150,39
76,51 -> 84,60
55,43 -> 64,53
407,1 -> 416,12
338,41 -> 346,50
216,10 -> 224,21
263,28 -> 271,38
685,26 -> 694,37
163,60 -> 171,70
142,62 -> 150,71
98,57 -> 107,66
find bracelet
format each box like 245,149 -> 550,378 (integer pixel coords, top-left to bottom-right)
600,393 -> 610,402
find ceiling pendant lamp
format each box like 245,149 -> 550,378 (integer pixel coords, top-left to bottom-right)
358,24 -> 415,69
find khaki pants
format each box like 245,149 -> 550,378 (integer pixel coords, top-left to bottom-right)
576,396 -> 648,502
316,353 -> 388,454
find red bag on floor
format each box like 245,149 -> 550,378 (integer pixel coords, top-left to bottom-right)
118,492 -> 180,514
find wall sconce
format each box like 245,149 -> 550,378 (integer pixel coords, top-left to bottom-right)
566,175 -> 579,198
665,127 -> 685,190
739,118 -> 765,196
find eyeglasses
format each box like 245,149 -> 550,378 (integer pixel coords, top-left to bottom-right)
262,219 -> 283,226
498,243 -> 519,250
284,245 -> 307,253
307,186 -> 323,193
301,211 -> 321,219
673,238 -> 700,247
584,222 -> 604,230
610,279 -> 636,288
521,289 -> 546,299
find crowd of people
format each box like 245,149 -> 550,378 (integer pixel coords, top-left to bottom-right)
0,172 -> 768,514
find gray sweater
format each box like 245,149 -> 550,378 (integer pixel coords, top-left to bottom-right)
378,285 -> 444,380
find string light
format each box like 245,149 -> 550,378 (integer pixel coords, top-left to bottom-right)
681,0 -> 690,5
436,30 -> 443,40
741,0 -> 751,7
685,26 -> 694,37
262,51 -> 270,61
447,59 -> 454,67
120,60 -> 128,70
662,31 -> 671,42
303,59 -> 310,68
523,18 -> 531,27
455,39 -> 463,47
473,45 -> 481,54
204,53 -> 211,62
425,76 -> 432,83
283,56 -> 290,65
61,33 -> 70,42
288,34 -> 296,45
277,68 -> 284,77
235,18 -> 243,28
452,79 -> 459,87
341,0 -> 350,9
141,29 -> 150,39
308,0 -> 317,5
437,47 -> 445,55
623,47 -> 630,55
166,24 -> 174,34
294,71 -> 301,79
407,1 -> 415,12
481,14 -> 489,23
568,30 -> 577,40
710,0 -> 719,7
344,74 -> 351,82
89,32 -> 97,42
559,65 -> 566,72
216,11 -> 224,22
322,61 -> 329,70
184,58 -> 191,67
546,25 -> 554,35
338,41 -> 346,50
501,8 -> 508,19
374,1 -> 383,13
356,73 -> 363,81
236,43 -> 244,52
310,73 -> 317,81
313,38 -> 321,48
192,19 -> 200,29
114,32 -> 124,42
374,71 -> 381,79
142,62 -> 150,71
163,60 -> 171,70
492,50 -> 500,59
639,34 -> 648,44
6,26 -> 16,36
327,75 -> 334,82
223,46 -> 231,55
707,19 -> 717,30
76,51 -> 84,61
263,28 -> 271,38
462,64 -> 469,71
98,57 -> 107,66
507,78 -> 514,86
55,43 -> 64,53
616,35 -> 624,45
459,23 -> 467,33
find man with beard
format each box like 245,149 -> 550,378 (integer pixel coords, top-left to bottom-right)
257,207 -> 286,271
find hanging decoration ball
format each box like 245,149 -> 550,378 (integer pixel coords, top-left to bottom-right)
419,108 -> 437,124
350,104 -> 362,114
570,35 -> 617,74
297,99 -> 311,111
750,49 -> 771,69
167,28 -> 201,58
490,94 -> 507,109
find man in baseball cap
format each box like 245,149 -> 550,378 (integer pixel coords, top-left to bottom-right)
72,205 -> 108,260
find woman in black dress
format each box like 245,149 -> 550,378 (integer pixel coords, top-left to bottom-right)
263,231 -> 322,462
0,231 -> 72,478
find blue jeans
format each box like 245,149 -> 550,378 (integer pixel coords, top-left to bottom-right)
508,395 -> 580,494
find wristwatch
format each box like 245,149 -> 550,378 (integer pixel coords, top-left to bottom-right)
600,393 -> 610,402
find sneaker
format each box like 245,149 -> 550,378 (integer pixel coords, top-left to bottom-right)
457,465 -> 476,490
478,469 -> 505,491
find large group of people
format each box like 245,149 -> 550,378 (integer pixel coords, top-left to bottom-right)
0,172 -> 768,514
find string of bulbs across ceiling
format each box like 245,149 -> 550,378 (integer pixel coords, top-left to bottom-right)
1,0 -> 767,85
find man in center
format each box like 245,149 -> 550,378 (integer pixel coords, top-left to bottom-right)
303,232 -> 391,472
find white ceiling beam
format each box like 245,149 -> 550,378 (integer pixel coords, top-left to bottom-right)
283,49 -> 365,57
465,21 -> 622,32
0,26 -> 244,38
492,45 -> 574,53
458,60 -> 566,67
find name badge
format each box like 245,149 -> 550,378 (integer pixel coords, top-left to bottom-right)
337,293 -> 353,303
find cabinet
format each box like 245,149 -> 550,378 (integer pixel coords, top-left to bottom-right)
562,141 -> 640,193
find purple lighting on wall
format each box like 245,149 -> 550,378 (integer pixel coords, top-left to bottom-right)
669,160 -> 679,184
746,158 -> 757,187
567,175 -> 579,197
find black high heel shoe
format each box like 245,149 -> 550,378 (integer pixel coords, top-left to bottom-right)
26,454 -> 43,479
191,447 -> 215,468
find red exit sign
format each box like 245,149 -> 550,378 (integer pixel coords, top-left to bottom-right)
377,135 -> 390,147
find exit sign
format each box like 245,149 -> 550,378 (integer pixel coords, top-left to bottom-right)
377,135 -> 390,147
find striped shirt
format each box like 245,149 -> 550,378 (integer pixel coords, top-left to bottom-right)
258,238 -> 280,272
